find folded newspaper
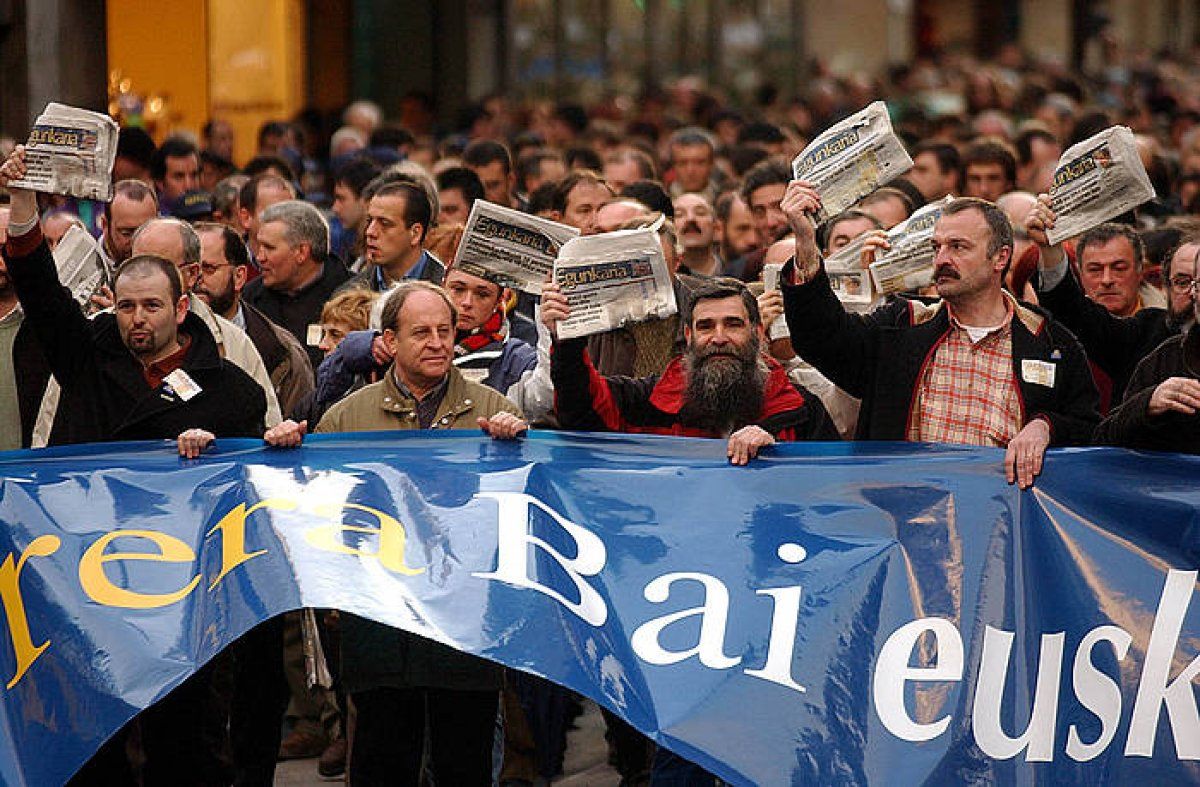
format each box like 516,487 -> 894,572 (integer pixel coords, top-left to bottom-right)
554,224 -> 677,340
1045,126 -> 1155,245
792,101 -> 913,224
452,200 -> 579,294
8,103 -> 120,202
52,223 -> 108,309
821,233 -> 876,310
869,195 -> 955,296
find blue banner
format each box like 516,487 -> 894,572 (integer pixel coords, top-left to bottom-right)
0,433 -> 1197,786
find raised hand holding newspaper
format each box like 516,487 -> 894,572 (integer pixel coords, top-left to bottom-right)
1044,126 -> 1155,245
7,103 -> 119,202
452,200 -> 579,294
869,195 -> 955,296
553,222 -> 677,340
791,101 -> 913,224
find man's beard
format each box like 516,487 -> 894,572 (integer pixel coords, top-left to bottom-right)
679,334 -> 768,437
195,281 -> 236,318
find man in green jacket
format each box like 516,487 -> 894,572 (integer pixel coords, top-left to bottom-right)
263,279 -> 526,785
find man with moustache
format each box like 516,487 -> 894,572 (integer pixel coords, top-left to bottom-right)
544,275 -> 836,457
673,192 -> 721,277
781,186 -> 1098,489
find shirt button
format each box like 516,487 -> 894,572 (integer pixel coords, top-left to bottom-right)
464,399 -> 472,406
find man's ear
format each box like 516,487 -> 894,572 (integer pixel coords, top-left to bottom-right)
382,327 -> 398,354
233,264 -> 249,294
549,210 -> 563,222
993,245 -> 1013,274
176,294 -> 190,325
684,324 -> 693,345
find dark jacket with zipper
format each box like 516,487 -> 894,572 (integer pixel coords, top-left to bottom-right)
1094,326 -> 1200,453
5,228 -> 266,445
781,262 -> 1099,445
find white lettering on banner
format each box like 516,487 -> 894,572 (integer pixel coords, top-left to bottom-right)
1067,626 -> 1131,761
631,572 -> 741,669
973,628 -> 1065,761
743,543 -> 809,693
873,618 -> 963,741
471,491 -> 609,626
1126,568 -> 1200,759
872,570 -> 1198,763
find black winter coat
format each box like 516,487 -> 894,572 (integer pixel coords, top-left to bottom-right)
1094,327 -> 1200,453
7,230 -> 266,445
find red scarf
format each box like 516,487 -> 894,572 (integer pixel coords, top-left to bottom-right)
456,308 -> 507,354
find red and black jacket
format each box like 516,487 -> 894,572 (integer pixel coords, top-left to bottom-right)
551,336 -> 839,441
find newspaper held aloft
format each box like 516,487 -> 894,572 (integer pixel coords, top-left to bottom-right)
821,233 -> 875,311
554,223 -> 677,340
52,224 -> 108,309
868,195 -> 955,296
791,101 -> 913,225
1045,126 -> 1155,246
8,103 -> 120,202
452,200 -> 579,295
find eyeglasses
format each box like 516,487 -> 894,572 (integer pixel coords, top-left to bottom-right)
1170,275 -> 1195,293
199,262 -> 234,276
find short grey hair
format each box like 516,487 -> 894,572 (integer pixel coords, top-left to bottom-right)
259,200 -> 331,257
132,217 -> 201,267
668,126 -> 717,153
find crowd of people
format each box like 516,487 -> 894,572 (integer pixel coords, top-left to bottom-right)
1,41 -> 1199,786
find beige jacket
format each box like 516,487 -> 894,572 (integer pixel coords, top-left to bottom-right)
316,365 -> 520,434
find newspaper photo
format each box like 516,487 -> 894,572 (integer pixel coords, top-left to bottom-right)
869,195 -> 955,296
1045,126 -> 1155,245
452,200 -> 579,294
553,224 -> 677,340
7,103 -> 120,202
792,101 -> 913,224
52,223 -> 108,309
822,233 -> 876,311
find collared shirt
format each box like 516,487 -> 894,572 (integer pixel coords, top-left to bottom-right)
231,303 -> 247,331
391,370 -> 449,428
907,304 -> 1022,446
144,335 -> 192,390
373,250 -> 431,291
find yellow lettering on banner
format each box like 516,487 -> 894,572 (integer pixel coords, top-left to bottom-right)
0,535 -> 61,689
79,531 -> 201,609
206,498 -> 296,590
305,503 -> 424,576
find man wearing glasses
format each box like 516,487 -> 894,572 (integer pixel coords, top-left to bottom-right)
1096,275 -> 1200,452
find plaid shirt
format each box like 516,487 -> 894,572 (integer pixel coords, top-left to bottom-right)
907,305 -> 1023,446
